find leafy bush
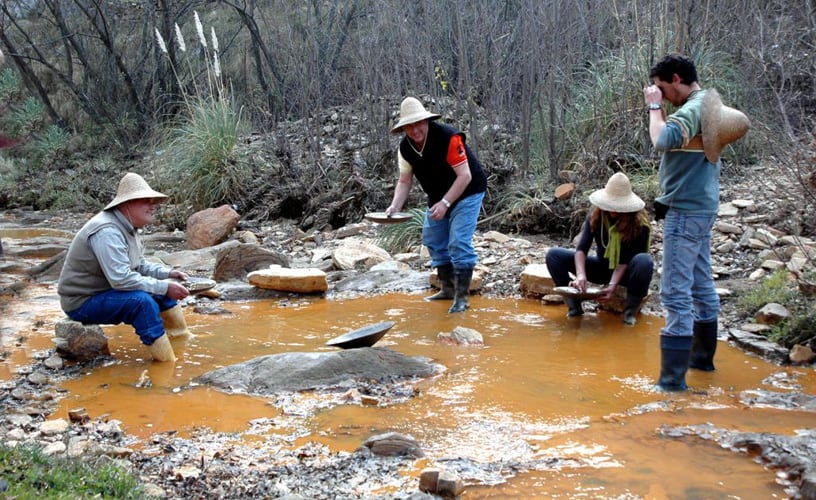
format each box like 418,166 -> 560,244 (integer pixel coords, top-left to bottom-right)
737,269 -> 797,314
376,208 -> 425,253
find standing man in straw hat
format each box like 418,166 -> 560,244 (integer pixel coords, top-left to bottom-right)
58,173 -> 191,362
546,172 -> 654,324
386,97 -> 487,313
644,54 -> 749,391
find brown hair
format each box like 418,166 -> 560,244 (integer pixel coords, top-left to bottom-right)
589,207 -> 649,243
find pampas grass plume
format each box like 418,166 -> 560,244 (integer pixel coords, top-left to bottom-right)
175,23 -> 186,52
194,12 -> 207,48
155,28 -> 168,54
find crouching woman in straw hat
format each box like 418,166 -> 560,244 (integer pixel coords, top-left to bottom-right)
58,173 -> 191,362
546,172 -> 654,325
385,97 -> 488,313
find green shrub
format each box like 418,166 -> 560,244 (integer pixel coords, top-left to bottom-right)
160,96 -> 249,212
737,269 -> 797,313
376,208 -> 425,254
0,444 -> 145,498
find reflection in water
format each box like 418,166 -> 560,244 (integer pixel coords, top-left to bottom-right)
6,290 -> 814,497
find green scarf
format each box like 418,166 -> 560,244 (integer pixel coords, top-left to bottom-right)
602,215 -> 622,270
602,214 -> 651,270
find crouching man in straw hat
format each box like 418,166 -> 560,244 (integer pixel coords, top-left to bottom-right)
385,97 -> 488,313
58,173 -> 191,362
644,54 -> 750,391
546,172 -> 654,324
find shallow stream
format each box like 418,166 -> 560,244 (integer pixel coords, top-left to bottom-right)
4,284 -> 813,498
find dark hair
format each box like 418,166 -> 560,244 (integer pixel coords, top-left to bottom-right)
649,54 -> 698,85
589,208 -> 650,243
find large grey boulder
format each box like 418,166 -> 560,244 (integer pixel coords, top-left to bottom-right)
197,347 -> 441,395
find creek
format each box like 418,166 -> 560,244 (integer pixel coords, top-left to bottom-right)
3,283 -> 813,498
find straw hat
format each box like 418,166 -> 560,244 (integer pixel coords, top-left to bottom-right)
702,89 -> 750,163
390,97 -> 441,134
104,172 -> 168,210
588,172 -> 645,213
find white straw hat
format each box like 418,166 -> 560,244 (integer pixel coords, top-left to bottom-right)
588,172 -> 645,213
104,172 -> 168,210
390,97 -> 441,134
702,89 -> 750,163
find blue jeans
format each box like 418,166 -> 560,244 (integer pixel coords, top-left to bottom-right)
660,211 -> 720,337
65,290 -> 176,345
545,247 -> 654,298
423,191 -> 485,270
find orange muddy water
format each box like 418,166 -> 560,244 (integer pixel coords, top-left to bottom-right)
3,282 -> 814,498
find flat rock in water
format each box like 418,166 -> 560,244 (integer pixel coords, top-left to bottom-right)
196,347 -> 442,395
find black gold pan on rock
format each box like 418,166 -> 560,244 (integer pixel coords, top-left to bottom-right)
325,321 -> 396,349
364,212 -> 413,224
552,286 -> 605,301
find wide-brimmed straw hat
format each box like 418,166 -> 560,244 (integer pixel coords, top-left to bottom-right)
702,89 -> 750,163
390,97 -> 441,134
104,172 -> 168,210
588,172 -> 645,213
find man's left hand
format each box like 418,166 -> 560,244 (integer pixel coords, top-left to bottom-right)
169,269 -> 189,281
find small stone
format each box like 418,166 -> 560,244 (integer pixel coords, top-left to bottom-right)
40,418 -> 70,436
42,441 -> 66,456
419,468 -> 441,493
789,344 -> 815,364
436,470 -> 465,497
360,395 -> 379,406
27,371 -> 49,385
731,199 -> 754,209
715,221 -> 743,234
756,303 -> 790,325
43,355 -> 64,370
6,413 -> 33,427
68,408 -> 90,424
5,428 -> 25,441
759,259 -> 785,271
740,323 -> 772,333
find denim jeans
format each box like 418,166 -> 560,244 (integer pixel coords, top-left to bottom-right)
660,210 -> 720,337
65,290 -> 176,345
545,247 -> 654,298
423,191 -> 485,270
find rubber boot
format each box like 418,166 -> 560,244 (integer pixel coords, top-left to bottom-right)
449,268 -> 473,313
564,297 -> 584,317
425,263 -> 455,301
657,335 -> 692,391
622,294 -> 643,325
148,333 -> 176,362
689,320 -> 718,371
160,304 -> 191,338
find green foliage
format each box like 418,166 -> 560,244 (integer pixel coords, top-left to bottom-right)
30,125 -> 71,168
376,208 -> 425,253
735,269 -> 816,348
6,96 -> 46,137
160,96 -> 249,211
0,444 -> 145,498
0,68 -> 22,103
0,155 -> 107,210
627,167 -> 661,202
767,310 -> 816,347
737,269 -> 797,313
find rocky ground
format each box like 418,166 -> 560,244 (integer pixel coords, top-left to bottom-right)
1,164 -> 815,498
